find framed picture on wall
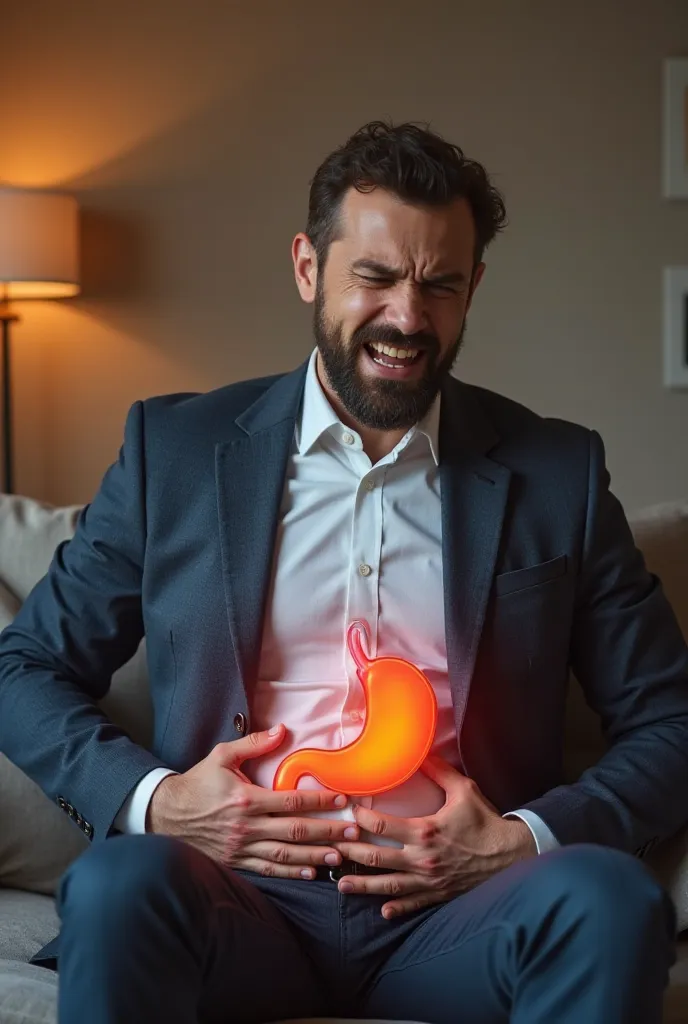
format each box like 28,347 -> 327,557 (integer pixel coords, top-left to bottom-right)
663,58 -> 688,199
663,267 -> 688,389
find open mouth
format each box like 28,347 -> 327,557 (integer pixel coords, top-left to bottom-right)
363,340 -> 424,370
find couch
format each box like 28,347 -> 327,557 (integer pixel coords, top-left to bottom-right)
0,492 -> 687,1023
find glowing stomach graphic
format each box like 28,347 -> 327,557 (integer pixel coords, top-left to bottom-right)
273,620 -> 438,796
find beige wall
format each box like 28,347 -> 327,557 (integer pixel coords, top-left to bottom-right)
1,0 -> 687,512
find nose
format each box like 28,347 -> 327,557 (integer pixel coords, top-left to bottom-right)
383,283 -> 429,336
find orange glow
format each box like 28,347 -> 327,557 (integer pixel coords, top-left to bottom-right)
273,620 -> 438,796
1,282 -> 80,300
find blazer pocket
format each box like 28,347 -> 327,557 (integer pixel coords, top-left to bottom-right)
494,554 -> 568,598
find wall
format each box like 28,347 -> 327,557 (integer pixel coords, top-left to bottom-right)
1,0 -> 687,512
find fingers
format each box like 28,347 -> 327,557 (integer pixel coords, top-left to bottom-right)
253,786 -> 350,816
248,815 -> 360,844
333,841 -> 408,872
335,870 -> 448,918
350,804 -> 420,844
210,726 -> 286,769
420,760 -> 500,815
380,889 -> 447,920
235,856 -> 321,881
419,754 -> 464,790
238,840 -> 343,878
335,871 -> 422,899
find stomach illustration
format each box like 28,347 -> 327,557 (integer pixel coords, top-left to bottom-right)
273,620 -> 438,796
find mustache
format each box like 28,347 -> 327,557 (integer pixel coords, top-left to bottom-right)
352,324 -> 439,355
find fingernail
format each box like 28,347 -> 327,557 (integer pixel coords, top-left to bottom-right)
339,881 -> 354,893
334,795 -> 347,808
344,826 -> 357,839
383,907 -> 395,919
300,868 -> 314,879
324,853 -> 339,865
268,725 -> 281,736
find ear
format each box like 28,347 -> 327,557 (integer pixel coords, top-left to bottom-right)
466,261 -> 486,313
292,233 -> 318,303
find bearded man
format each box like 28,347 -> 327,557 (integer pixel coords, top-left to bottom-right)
1,121 -> 685,1024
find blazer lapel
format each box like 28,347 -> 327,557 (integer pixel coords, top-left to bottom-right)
439,377 -> 511,767
215,362 -> 308,693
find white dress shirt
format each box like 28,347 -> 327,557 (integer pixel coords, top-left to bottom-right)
116,350 -> 558,855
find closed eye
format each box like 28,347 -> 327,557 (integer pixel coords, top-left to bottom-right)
357,275 -> 457,295
357,275 -> 393,287
424,283 -> 458,295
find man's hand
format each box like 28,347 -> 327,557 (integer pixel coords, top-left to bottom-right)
147,724 -> 359,878
333,755 -> 536,919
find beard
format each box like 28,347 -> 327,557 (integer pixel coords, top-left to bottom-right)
313,282 -> 466,432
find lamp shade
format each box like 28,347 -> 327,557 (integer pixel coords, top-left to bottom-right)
0,188 -> 80,300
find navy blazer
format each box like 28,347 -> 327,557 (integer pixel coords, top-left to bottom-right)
1,359 -> 687,863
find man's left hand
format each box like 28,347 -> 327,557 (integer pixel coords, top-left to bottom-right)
333,755 -> 537,919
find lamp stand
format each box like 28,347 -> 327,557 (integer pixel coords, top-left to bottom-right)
0,310 -> 18,495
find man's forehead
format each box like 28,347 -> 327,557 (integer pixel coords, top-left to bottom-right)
336,187 -> 476,261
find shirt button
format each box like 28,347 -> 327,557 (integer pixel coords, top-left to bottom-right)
233,713 -> 247,735
342,432 -> 355,445
350,710 -> 362,723
364,478 -> 375,491
358,563 -> 372,577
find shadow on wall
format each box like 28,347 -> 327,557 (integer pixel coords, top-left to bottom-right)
79,209 -> 150,302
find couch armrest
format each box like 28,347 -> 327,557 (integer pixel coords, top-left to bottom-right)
645,822 -> 688,934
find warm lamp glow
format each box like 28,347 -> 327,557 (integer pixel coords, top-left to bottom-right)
2,282 -> 80,300
0,189 -> 80,301
273,620 -> 438,796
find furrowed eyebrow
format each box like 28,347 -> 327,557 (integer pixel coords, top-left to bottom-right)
351,259 -> 401,277
351,259 -> 467,286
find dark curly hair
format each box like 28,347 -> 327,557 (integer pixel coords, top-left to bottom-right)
306,120 -> 507,269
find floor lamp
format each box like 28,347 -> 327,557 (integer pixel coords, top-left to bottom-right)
0,189 -> 80,494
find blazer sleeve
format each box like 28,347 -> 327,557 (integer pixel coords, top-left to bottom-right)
521,429 -> 688,853
0,401 -> 168,843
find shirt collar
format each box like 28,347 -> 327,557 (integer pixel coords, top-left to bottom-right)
296,348 -> 440,465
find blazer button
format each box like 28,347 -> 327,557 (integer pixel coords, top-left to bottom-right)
233,713 -> 247,735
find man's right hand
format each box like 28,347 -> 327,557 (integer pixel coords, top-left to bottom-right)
147,724 -> 358,878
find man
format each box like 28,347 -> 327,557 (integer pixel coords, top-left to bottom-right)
0,121 -> 686,1023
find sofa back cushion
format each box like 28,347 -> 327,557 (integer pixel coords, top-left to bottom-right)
0,495 -> 152,894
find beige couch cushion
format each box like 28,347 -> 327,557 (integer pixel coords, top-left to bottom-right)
0,495 -> 152,894
0,497 -> 82,603
0,889 -> 59,963
0,958 -> 58,1023
631,500 -> 688,634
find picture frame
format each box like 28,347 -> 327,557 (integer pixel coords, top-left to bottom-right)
663,267 -> 688,389
663,58 -> 688,199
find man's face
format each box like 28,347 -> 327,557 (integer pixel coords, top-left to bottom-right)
311,187 -> 483,432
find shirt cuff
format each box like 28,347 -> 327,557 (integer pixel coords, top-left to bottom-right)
113,767 -> 178,834
502,809 -> 560,854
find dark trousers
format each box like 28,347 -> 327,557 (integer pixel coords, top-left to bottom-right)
54,833 -> 676,1023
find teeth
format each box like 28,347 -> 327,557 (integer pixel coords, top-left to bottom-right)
369,340 -> 418,360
